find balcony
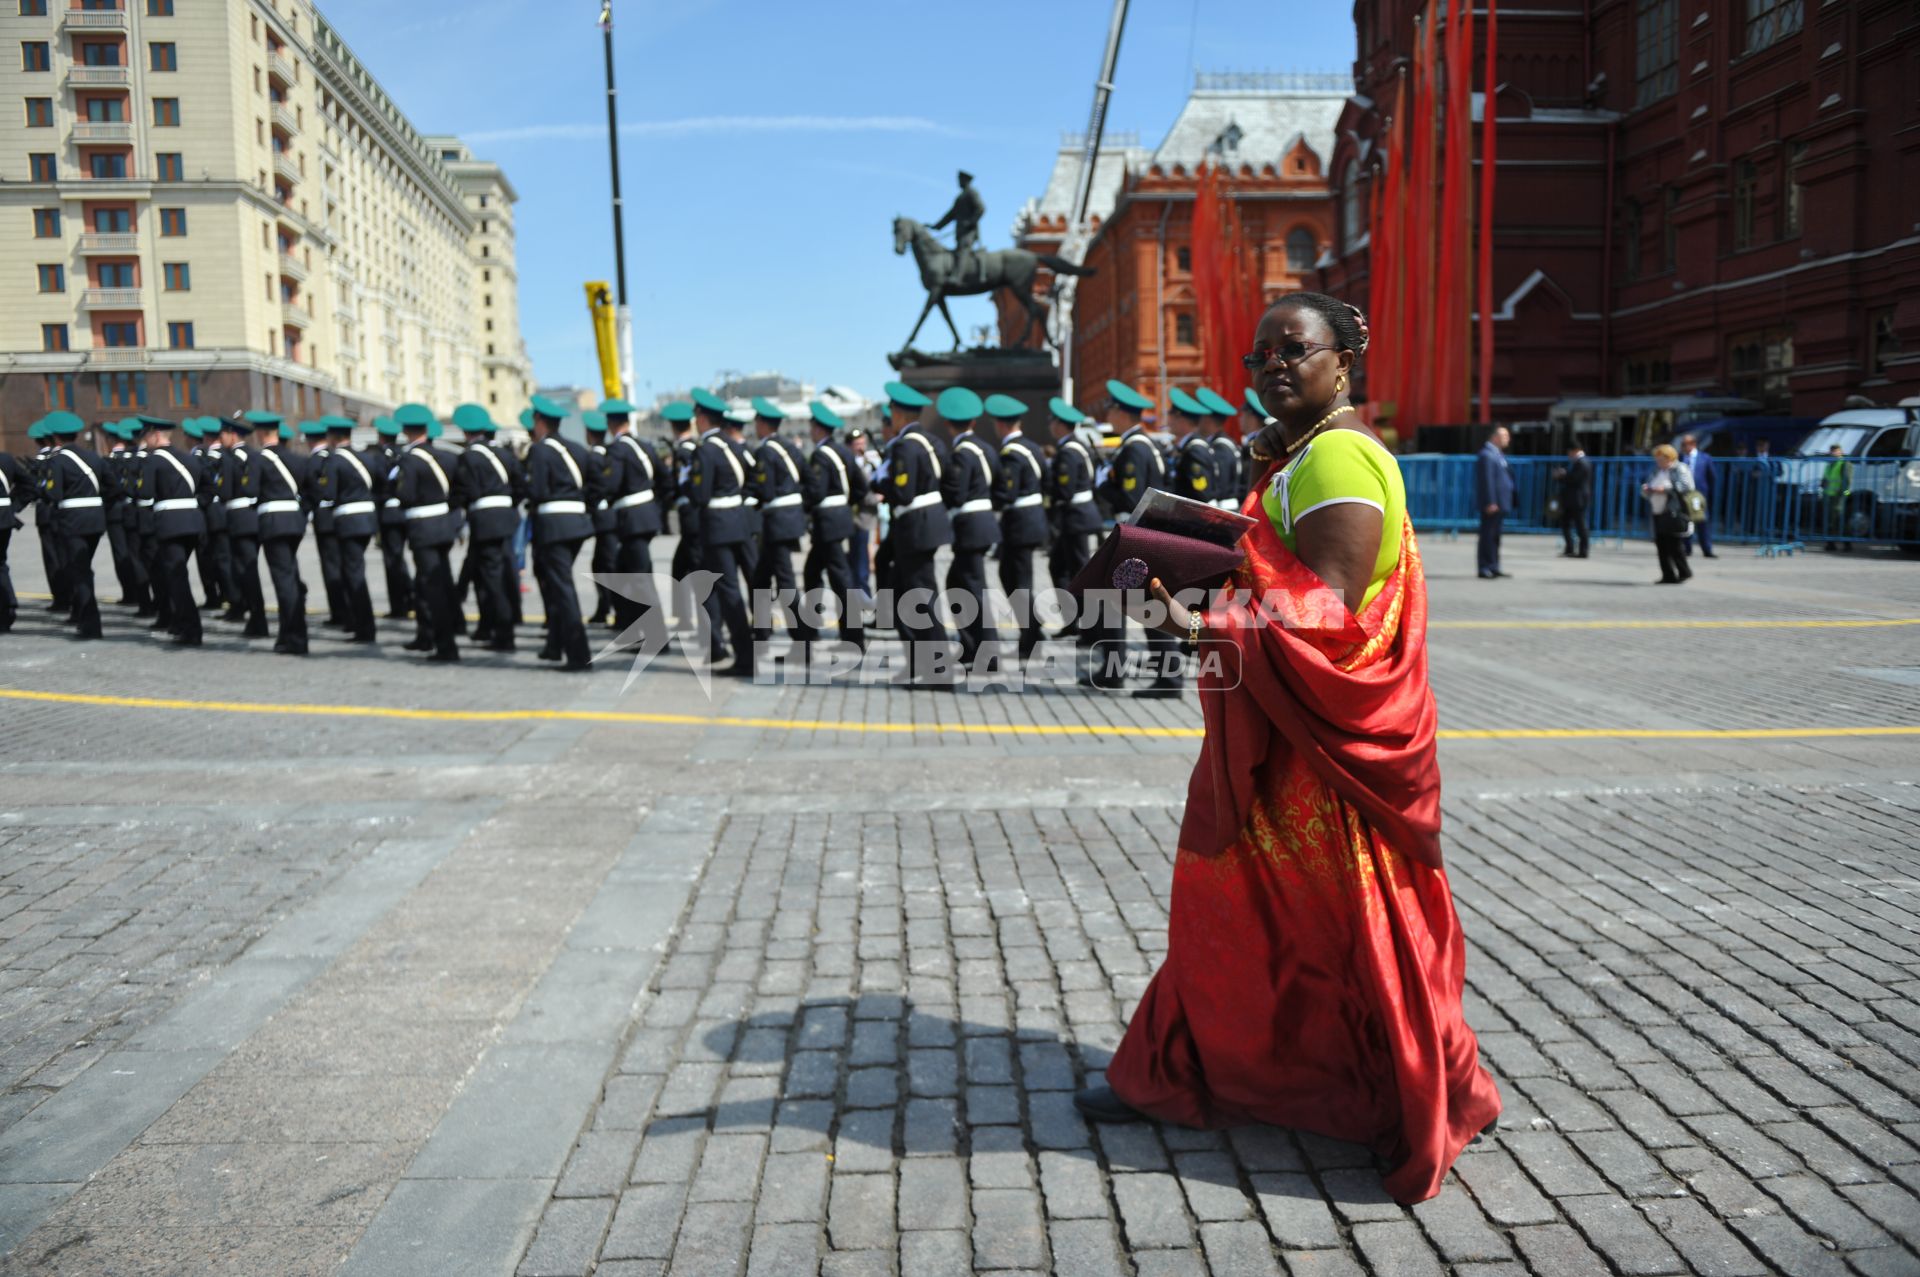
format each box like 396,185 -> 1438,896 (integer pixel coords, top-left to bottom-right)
273,152 -> 301,186
268,52 -> 295,86
89,348 -> 150,367
82,287 -> 144,308
73,121 -> 134,144
278,252 -> 308,282
69,64 -> 131,88
79,231 -> 140,254
271,104 -> 299,136
282,300 -> 312,328
64,8 -> 129,29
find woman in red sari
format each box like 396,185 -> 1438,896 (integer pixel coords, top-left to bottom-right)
1076,292 -> 1501,1204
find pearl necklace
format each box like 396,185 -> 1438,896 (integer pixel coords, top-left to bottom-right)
1251,403 -> 1355,464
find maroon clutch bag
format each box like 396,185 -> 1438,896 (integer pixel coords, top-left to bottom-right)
1065,523 -> 1246,600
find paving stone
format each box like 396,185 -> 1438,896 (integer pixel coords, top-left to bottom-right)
1636,1196 -> 1772,1277
603,1184 -> 690,1261
1410,1176 -> 1512,1262
898,1229 -> 971,1277
1046,1217 -> 1127,1277
1036,1149 -> 1107,1221
689,1133 -> 768,1203
756,1152 -> 830,1225
971,1186 -> 1047,1270
1560,1192 -> 1687,1275
1841,1181 -> 1920,1251
1173,1151 -> 1252,1221
1510,1223 -> 1614,1277
898,1156 -> 969,1230
744,1221 -> 820,1277
1112,1171 -> 1195,1250
1352,1219 -> 1445,1277
555,1129 -> 644,1200
1453,1148 -> 1560,1226
1726,1213 -> 1852,1277
826,1173 -> 894,1251
517,1197 -> 614,1277
1570,1129 -> 1687,1198
668,1199 -> 752,1275
1197,1219 -> 1284,1277
1758,1173 -> 1894,1250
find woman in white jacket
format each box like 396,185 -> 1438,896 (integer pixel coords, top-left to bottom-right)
1641,443 -> 1697,584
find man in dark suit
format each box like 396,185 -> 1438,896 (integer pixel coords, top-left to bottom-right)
746,397 -> 808,649
451,403 -> 525,652
939,388 -> 1000,671
1045,399 -> 1101,638
316,416 -> 381,644
689,388 -> 756,676
250,417 -> 310,654
0,437 -> 29,633
604,399 -> 666,651
1475,425 -> 1514,579
526,395 -> 598,671
1556,443 -> 1592,559
987,394 -> 1048,661
1679,433 -> 1716,558
142,416 -> 208,646
796,402 -> 868,651
392,405 -> 462,662
885,393 -> 956,687
43,413 -> 109,639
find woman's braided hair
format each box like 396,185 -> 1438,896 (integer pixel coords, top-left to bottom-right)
1267,291 -> 1370,356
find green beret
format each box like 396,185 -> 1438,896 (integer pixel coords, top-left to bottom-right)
452,403 -> 496,434
750,396 -> 785,421
599,397 -> 635,416
121,417 -> 146,436
530,394 -> 570,421
135,415 -> 174,432
43,411 -> 83,437
244,410 -> 283,429
1244,386 -> 1269,417
296,420 -> 325,438
690,388 -> 729,415
583,410 -> 608,434
374,416 -> 401,438
517,408 -> 534,429
1048,397 -> 1086,425
321,414 -> 356,434
661,402 -> 695,424
278,423 -> 296,441
1196,387 -> 1237,416
428,419 -> 444,440
27,420 -> 49,440
1106,380 -> 1152,412
186,420 -> 207,440
393,403 -> 436,430
983,394 -> 1028,420
936,387 -> 983,424
1168,388 -> 1206,418
809,402 -> 845,431
882,381 -> 931,409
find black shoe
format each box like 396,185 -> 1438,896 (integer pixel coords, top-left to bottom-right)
427,649 -> 460,663
537,648 -> 561,662
561,659 -> 592,672
134,606 -> 157,618
201,600 -> 224,612
1133,683 -> 1183,699
350,633 -> 378,645
1073,1086 -> 1141,1123
1656,577 -> 1680,585
272,641 -> 308,656
487,641 -> 517,654
169,635 -> 203,648
1702,552 -> 1717,559
243,625 -> 270,639
220,609 -> 247,624
472,628 -> 494,644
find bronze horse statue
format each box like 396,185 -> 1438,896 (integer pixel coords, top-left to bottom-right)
892,216 -> 1094,352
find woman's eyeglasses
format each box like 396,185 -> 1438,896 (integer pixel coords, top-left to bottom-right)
1241,340 -> 1339,370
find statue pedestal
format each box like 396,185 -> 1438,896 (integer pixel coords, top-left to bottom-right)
890,347 -> 1061,409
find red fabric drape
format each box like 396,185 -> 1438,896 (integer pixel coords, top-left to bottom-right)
1191,163 -> 1261,437
1478,0 -> 1500,420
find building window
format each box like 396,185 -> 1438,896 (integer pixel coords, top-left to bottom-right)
44,373 -> 75,410
166,321 -> 194,349
162,262 -> 190,291
42,323 -> 68,352
99,371 -> 148,410
86,97 -> 124,121
168,370 -> 197,407
153,98 -> 180,127
1621,352 -> 1671,393
1662,186 -> 1679,272
1634,0 -> 1678,106
1731,159 -> 1757,250
1728,328 -> 1793,411
1744,0 -> 1803,53
25,97 -> 52,127
1175,313 -> 1197,346
100,320 -> 138,347
159,207 -> 187,236
1285,228 -> 1317,273
37,263 -> 64,292
149,42 -> 177,72
32,208 -> 60,237
155,152 -> 183,181
1619,200 -> 1643,282
22,42 -> 50,72
97,261 -> 135,287
93,207 -> 129,232
1782,141 -> 1806,238
1340,161 -> 1364,250
20,0 -> 49,15
88,152 -> 128,179
29,153 -> 55,181
149,0 -> 175,13
1868,307 -> 1900,377
80,40 -> 121,66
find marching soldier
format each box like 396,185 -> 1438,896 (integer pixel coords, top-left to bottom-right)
662,402 -> 704,633
0,436 -> 26,634
747,397 -> 807,647
30,419 -> 69,618
451,403 -> 526,653
315,415 -> 380,644
986,394 -> 1047,660
373,416 -> 414,620
604,398 -> 667,650
298,419 -> 347,630
584,407 -> 620,626
525,394 -> 596,671
688,388 -> 755,676
874,381 -> 934,615
250,415 -> 309,655
1196,387 -> 1246,509
1168,389 -> 1220,509
142,416 -> 208,647
939,388 -> 999,669
1046,398 -> 1101,611
794,402 -> 868,651
223,413 -> 269,637
43,412 -> 107,640
197,417 -> 239,614
102,419 -> 145,609
885,386 -> 954,686
1097,379 -> 1181,698
183,420 -> 217,613
391,405 -> 461,662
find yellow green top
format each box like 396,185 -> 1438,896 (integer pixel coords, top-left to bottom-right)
1260,426 -> 1405,613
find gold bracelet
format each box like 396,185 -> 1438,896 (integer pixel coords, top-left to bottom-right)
1188,607 -> 1203,646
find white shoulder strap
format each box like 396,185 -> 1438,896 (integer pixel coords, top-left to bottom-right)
543,436 -> 583,489
900,431 -> 942,481
475,444 -> 509,485
819,444 -> 849,495
263,448 -> 299,497
413,447 -> 451,496
1002,439 -> 1043,480
619,433 -> 655,480
707,437 -> 744,487
339,450 -> 372,490
156,448 -> 195,489
771,438 -> 801,484
63,451 -> 102,492
955,438 -> 992,486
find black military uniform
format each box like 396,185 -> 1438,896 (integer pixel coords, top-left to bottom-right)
251,423 -> 309,654
392,410 -> 461,661
103,426 -> 146,608
526,407 -> 597,670
0,445 -> 29,633
1046,410 -> 1102,613
885,419 -> 954,682
689,411 -> 756,674
795,404 -> 868,648
664,412 -> 705,632
747,404 -> 808,645
990,407 -> 1049,659
144,420 -> 208,645
1172,427 -> 1220,509
300,424 -> 347,628
374,421 -> 414,619
449,410 -> 525,653
224,418 -> 269,638
199,423 -> 239,612
607,422 -> 666,647
585,415 -> 619,625
316,430 -> 380,643
941,398 -> 1001,668
186,424 -> 224,613
45,421 -> 108,639
1099,419 -> 1182,695
33,433 -> 69,616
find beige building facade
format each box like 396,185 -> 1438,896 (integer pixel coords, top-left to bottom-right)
0,0 -> 530,452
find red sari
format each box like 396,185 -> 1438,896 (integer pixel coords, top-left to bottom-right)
1105,501 -> 1501,1204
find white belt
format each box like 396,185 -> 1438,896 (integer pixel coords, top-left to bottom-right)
707,495 -> 744,509
956,498 -> 992,515
1069,490 -> 1095,505
906,492 -> 944,512
815,494 -> 847,509
319,500 -> 335,508
258,499 -> 302,515
406,502 -> 451,520
138,499 -> 155,508
153,498 -> 198,512
334,501 -> 375,517
58,496 -> 104,509
471,494 -> 514,511
227,497 -> 256,509
765,492 -> 803,509
1011,493 -> 1043,509
383,497 -> 401,508
538,499 -> 587,516
613,490 -> 656,509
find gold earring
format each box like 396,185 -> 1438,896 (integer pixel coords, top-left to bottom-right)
1336,373 -> 1348,394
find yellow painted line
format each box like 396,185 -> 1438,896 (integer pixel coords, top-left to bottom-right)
1,687 -> 1917,743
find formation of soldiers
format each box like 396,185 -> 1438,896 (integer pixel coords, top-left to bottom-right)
0,378 -> 1265,692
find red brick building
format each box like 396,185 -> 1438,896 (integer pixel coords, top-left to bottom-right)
999,74 -> 1347,413
1317,0 -> 1920,441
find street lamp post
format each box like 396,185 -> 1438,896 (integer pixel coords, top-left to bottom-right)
600,0 -> 634,399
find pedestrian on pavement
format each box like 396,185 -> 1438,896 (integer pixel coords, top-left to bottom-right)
251,417 -> 310,655
142,416 -> 207,647
603,398 -> 667,652
1678,433 -> 1717,558
1556,442 -> 1591,558
394,406 -> 461,662
1474,425 -> 1513,578
847,427 -> 881,595
689,388 -> 756,677
451,403 -> 526,653
747,397 -> 808,650
373,416 -> 415,620
527,395 -> 597,671
583,409 -> 620,627
1822,444 -> 1852,551
1083,291 -> 1502,1206
1642,443 -> 1696,585
0,436 -> 32,634
1096,378 -> 1181,695
316,416 -> 380,644
882,382 -> 956,687
42,412 -> 108,640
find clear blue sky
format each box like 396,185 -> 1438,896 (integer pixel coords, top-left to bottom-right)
317,0 -> 1356,401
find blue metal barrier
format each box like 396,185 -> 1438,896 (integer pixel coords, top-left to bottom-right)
1399,454 -> 1920,552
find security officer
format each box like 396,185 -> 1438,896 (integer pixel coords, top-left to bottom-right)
662,402 -> 703,633
314,415 -> 379,643
223,413 -> 268,637
43,412 -> 108,640
1047,398 -> 1101,620
747,396 -> 807,647
987,395 -> 1047,660
373,416 -> 414,620
142,415 -> 207,646
1168,388 -> 1220,508
874,381 -> 933,614
604,398 -> 667,650
0,436 -> 28,633
182,419 -> 218,613
584,407 -> 620,626
251,415 -> 310,655
525,394 -> 596,670
392,404 -> 461,662
688,387 -> 755,675
102,419 -> 145,609
1196,388 -> 1245,509
939,388 -> 999,669
196,417 -> 239,614
451,403 -> 524,653
298,419 -> 348,630
886,386 -> 954,686
1098,379 -> 1182,697
29,420 -> 69,617
795,401 -> 868,651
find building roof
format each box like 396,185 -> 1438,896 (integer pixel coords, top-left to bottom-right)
1151,72 -> 1349,172
1013,132 -> 1151,238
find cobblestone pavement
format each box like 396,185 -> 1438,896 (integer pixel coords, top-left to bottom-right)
1,531 -> 1917,1275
